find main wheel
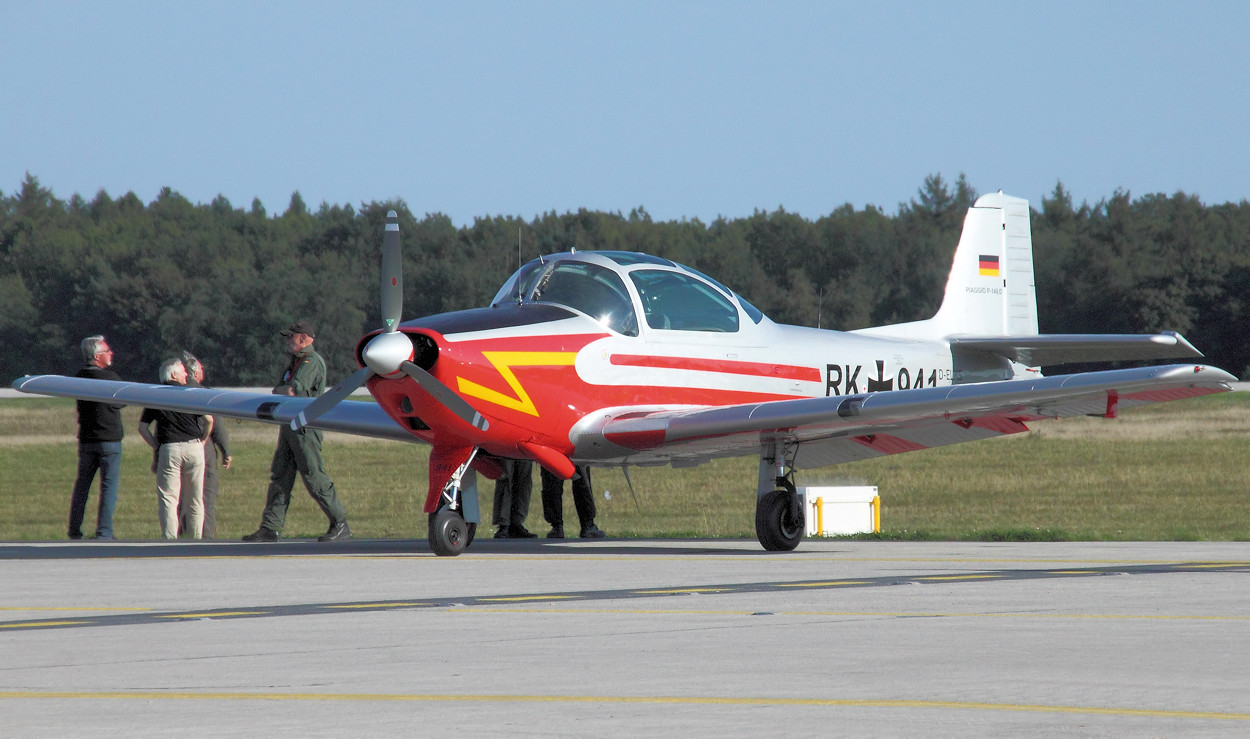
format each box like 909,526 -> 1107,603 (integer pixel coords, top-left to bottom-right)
428,507 -> 469,556
755,488 -> 804,551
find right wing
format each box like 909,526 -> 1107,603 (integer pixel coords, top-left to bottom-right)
12,375 -> 417,443
581,363 -> 1236,468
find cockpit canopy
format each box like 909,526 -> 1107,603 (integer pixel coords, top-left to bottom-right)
490,250 -> 766,337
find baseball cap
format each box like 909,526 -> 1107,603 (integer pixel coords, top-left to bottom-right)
280,320 -> 316,338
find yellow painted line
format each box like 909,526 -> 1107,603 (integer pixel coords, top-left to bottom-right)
323,602 -> 432,609
777,581 -> 871,588
0,621 -> 89,629
917,574 -> 1001,581
815,557 -> 1241,567
443,608 -> 1250,621
478,595 -> 578,602
1180,563 -> 1249,569
0,606 -> 151,612
471,608 -> 752,615
0,691 -> 1247,721
635,588 -> 727,594
155,612 -> 266,619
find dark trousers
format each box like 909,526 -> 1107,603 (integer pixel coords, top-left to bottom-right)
492,459 -> 533,528
541,466 -> 595,530
68,441 -> 121,539
202,441 -> 219,538
260,426 -> 346,532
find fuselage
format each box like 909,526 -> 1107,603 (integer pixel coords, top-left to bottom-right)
359,250 -> 958,465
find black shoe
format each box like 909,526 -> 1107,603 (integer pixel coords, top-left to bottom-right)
579,524 -> 606,539
318,521 -> 350,542
547,526 -> 565,539
242,527 -> 278,542
509,525 -> 538,539
494,526 -> 511,539
91,534 -> 115,541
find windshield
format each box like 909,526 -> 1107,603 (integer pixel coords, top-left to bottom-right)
492,260 -> 547,305
497,259 -> 638,336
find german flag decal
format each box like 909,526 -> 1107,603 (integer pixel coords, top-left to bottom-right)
979,254 -> 1000,277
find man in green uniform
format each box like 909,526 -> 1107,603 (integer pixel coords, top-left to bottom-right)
243,321 -> 350,543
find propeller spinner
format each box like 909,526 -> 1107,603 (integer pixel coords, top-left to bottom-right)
290,210 -> 487,432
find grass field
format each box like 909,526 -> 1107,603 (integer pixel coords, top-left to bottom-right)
2,392 -> 1249,542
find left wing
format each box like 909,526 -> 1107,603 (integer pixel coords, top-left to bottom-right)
581,364 -> 1235,468
11,375 -> 416,443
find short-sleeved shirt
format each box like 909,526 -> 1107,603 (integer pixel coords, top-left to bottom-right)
140,384 -> 206,445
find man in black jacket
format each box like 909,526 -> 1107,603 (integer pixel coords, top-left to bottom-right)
138,358 -> 212,539
68,335 -> 124,540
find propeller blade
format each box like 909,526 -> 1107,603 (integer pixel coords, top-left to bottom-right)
381,210 -> 402,332
290,366 -> 374,430
399,360 -> 489,431
290,212 -> 406,430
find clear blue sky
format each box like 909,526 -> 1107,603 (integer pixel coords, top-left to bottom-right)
4,1 -> 1248,225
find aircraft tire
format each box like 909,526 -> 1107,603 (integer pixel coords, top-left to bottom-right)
428,507 -> 469,556
755,488 -> 804,551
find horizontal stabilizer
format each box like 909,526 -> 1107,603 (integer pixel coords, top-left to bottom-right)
949,331 -> 1202,367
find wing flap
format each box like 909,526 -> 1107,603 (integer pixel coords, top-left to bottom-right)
12,375 -> 416,443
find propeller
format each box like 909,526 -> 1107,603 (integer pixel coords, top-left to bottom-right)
289,210 -> 487,432
381,211 -> 402,332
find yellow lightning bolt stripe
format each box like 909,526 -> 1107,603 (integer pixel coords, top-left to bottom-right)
456,351 -> 578,416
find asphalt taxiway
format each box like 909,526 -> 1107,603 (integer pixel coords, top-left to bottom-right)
3,538 -> 1250,736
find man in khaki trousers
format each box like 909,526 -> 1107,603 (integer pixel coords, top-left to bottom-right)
137,358 -> 212,539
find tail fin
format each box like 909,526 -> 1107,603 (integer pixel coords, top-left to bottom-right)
856,192 -> 1203,373
931,192 -> 1036,337
854,191 -> 1036,341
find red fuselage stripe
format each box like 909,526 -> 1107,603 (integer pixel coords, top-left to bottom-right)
610,354 -> 820,382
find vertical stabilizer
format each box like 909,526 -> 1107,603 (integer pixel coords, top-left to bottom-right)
854,192 -> 1036,342
932,192 -> 1036,337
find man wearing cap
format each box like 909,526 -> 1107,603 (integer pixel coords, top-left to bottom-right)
242,320 -> 350,543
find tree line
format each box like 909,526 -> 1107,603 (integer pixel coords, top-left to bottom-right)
3,173 -> 1249,386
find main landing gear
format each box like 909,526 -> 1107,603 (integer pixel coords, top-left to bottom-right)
755,442 -> 804,552
427,449 -> 480,557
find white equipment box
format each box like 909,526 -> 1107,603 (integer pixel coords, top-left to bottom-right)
800,486 -> 880,536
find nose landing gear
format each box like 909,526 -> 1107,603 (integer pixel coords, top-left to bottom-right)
427,448 -> 480,556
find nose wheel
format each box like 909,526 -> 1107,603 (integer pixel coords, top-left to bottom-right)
426,448 -> 481,556
429,505 -> 476,556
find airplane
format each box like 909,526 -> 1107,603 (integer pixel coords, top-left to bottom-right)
13,192 -> 1236,555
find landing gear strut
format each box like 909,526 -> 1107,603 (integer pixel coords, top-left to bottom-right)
427,449 -> 480,556
755,441 -> 804,551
